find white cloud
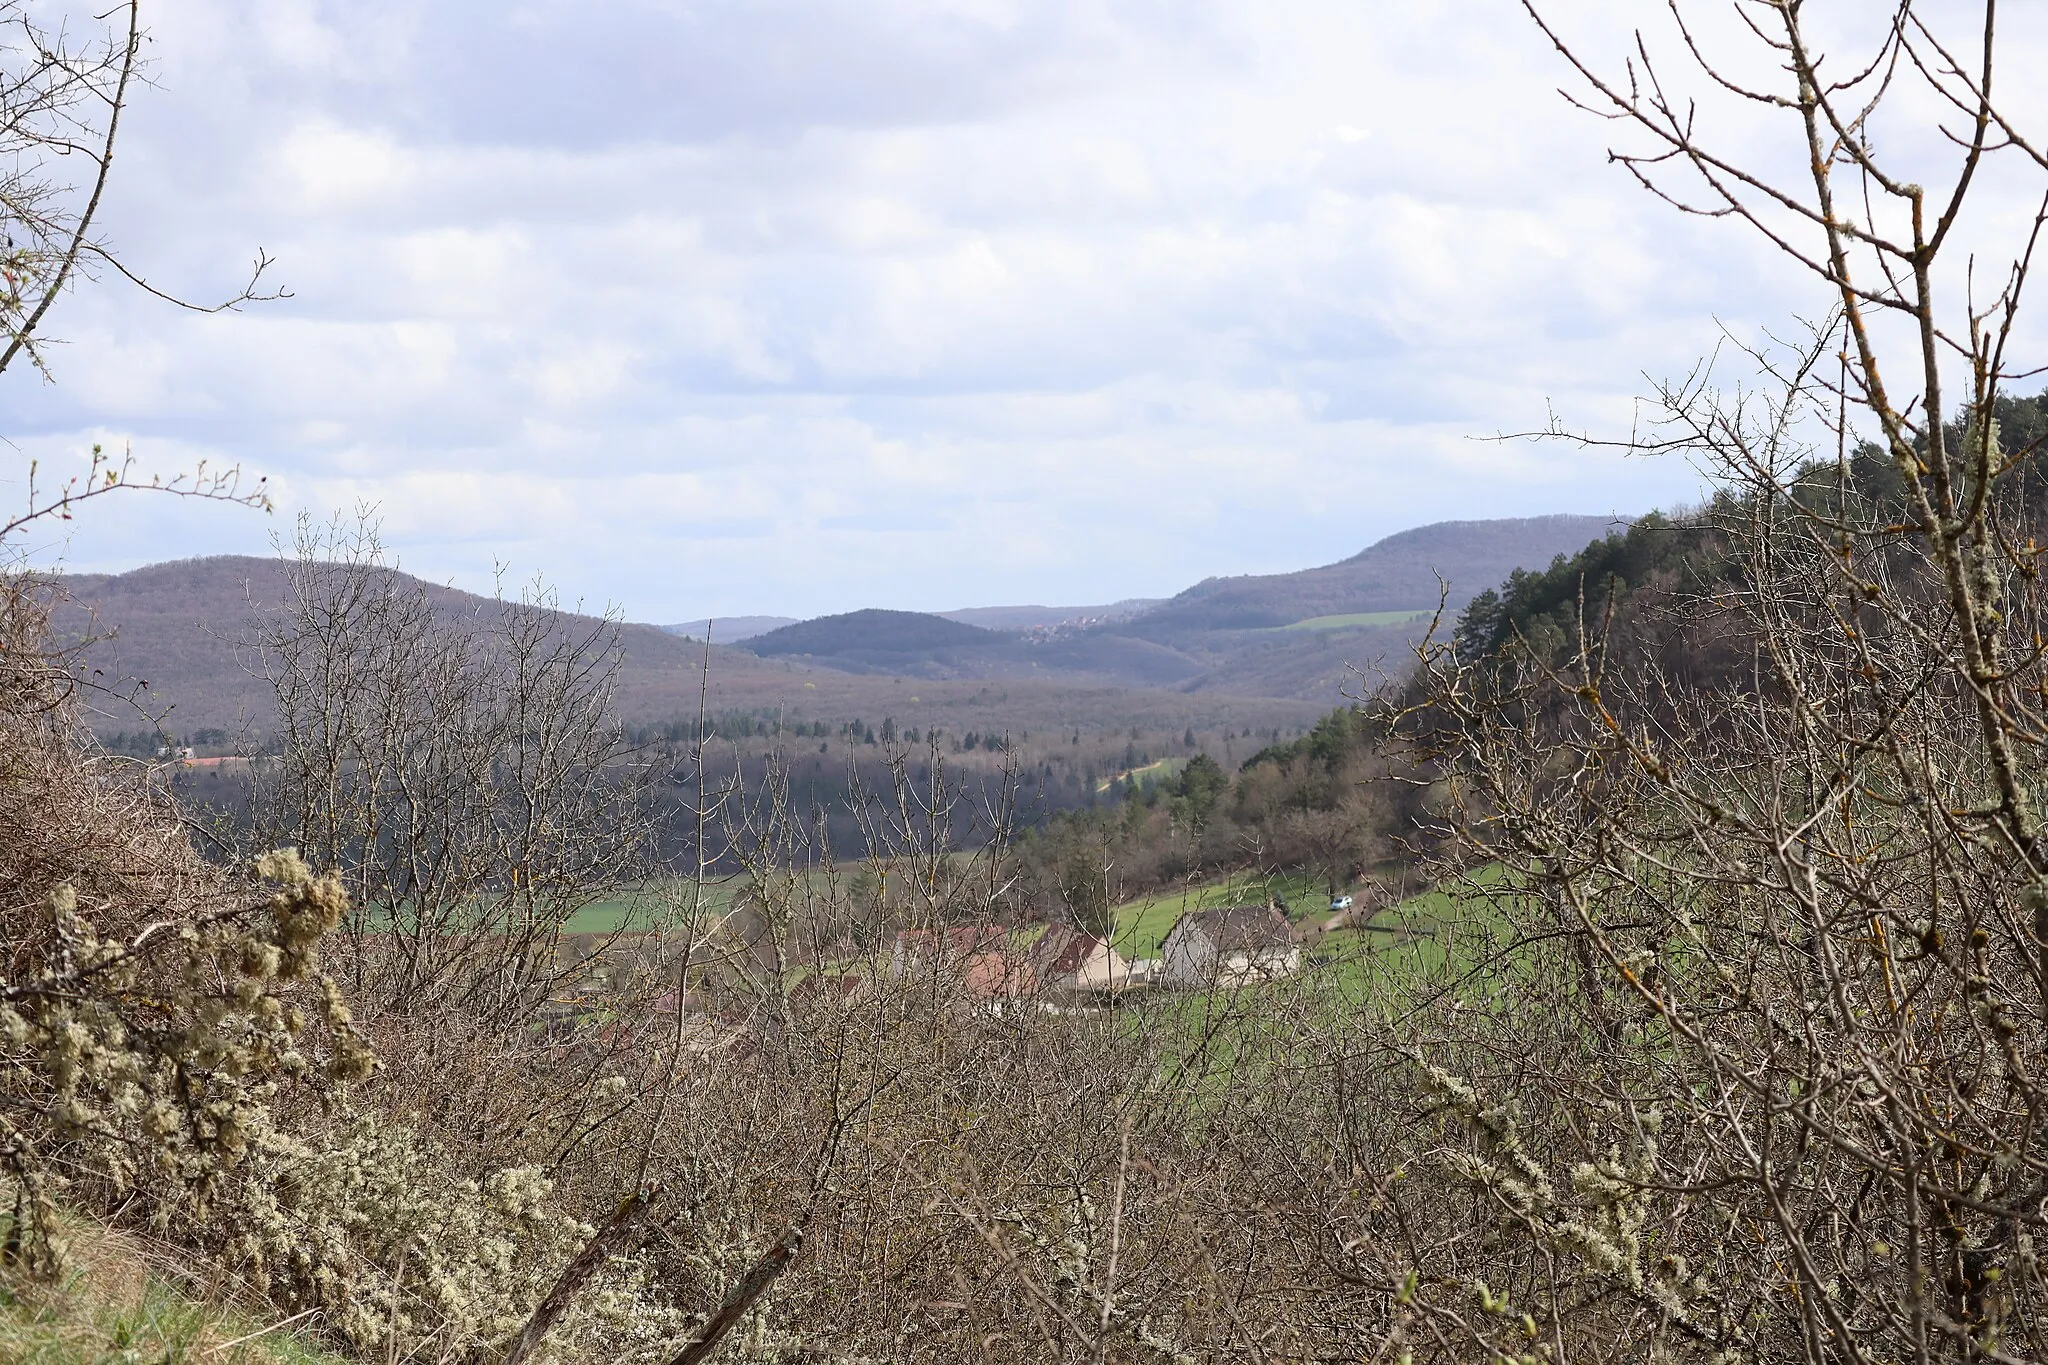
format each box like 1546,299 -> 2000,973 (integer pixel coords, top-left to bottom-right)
11,0 -> 2038,619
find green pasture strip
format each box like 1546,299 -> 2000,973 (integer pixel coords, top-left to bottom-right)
1263,610 -> 1432,633
1388,859 -> 1510,920
1372,862 -> 1530,980
1122,862 -> 1506,1019
1314,860 -> 1715,1027
1361,861 -> 1657,1012
560,879 -> 746,935
1132,946 -> 1445,1106
1308,922 -> 1454,1001
1122,882 -> 1486,1109
1295,868 -> 1489,999
1094,755 -> 1186,793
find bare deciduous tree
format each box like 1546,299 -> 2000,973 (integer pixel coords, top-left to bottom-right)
244,515 -> 662,1027
1371,2 -> 2048,1356
0,2 -> 275,539
0,0 -> 280,378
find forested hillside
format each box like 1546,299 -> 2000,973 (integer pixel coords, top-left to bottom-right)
1125,513 -> 1617,632
746,608 -> 1001,656
57,555 -> 1323,745
717,516 -> 1626,696
61,515 -> 1622,735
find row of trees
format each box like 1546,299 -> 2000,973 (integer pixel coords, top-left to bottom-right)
1005,712 -> 1397,932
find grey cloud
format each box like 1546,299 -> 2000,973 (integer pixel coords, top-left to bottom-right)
178,0 -> 1245,148
9,0 -> 1905,620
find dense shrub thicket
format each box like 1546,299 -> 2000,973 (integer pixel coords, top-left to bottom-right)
24,413 -> 2048,1362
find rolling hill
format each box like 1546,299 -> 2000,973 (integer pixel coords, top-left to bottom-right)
50,513 -> 1628,735
722,515 -> 1625,695
736,610 -> 1210,688
1123,514 -> 1620,635
748,609 -> 1002,657
50,557 -> 1325,743
52,555 -> 761,736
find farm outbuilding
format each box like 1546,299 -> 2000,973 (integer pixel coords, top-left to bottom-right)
1025,925 -> 1145,995
1159,905 -> 1300,987
890,926 -> 1036,1002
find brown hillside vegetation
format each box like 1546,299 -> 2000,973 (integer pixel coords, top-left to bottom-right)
54,517 -> 1623,739
54,555 -> 1327,741
1125,513 -> 1620,632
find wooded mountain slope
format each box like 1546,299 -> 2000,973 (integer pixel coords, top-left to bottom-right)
1124,514 -> 1620,633
722,516 -> 1628,695
54,556 -> 1324,741
748,608 -> 1002,656
54,515 -> 1627,737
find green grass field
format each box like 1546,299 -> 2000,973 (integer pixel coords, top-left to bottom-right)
1378,859 -> 1509,921
1264,610 -> 1432,633
1318,862 -> 1523,992
1106,863 -> 1512,1001
545,855 -> 1514,958
559,878 -> 752,934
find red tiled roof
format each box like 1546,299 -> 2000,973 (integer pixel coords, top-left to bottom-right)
1026,924 -> 1113,979
961,953 -> 1036,1000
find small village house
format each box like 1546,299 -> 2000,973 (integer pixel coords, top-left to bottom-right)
1024,924 -> 1146,995
891,925 -> 1036,1002
1159,905 -> 1300,987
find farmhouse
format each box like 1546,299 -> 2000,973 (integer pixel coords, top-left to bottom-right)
891,925 -> 1036,1001
1025,924 -> 1145,995
1159,905 -> 1300,987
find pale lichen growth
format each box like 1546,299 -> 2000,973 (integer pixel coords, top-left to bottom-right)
1410,1054 -> 1710,1342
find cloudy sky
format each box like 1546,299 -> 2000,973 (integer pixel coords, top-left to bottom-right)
8,0 -> 2034,621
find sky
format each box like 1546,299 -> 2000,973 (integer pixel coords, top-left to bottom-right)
6,0 -> 2043,622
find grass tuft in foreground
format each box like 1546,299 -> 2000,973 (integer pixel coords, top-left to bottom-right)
0,1221 -> 344,1365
